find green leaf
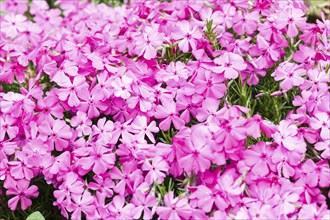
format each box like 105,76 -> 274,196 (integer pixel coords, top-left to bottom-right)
26,211 -> 45,220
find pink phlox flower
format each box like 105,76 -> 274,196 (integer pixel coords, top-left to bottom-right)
110,119 -> 133,144
92,117 -> 114,144
218,3 -> 237,28
298,203 -> 330,220
233,11 -> 259,35
315,139 -> 330,159
91,71 -> 113,100
190,185 -> 228,212
78,90 -> 108,118
156,61 -> 189,83
110,161 -> 142,196
272,120 -> 306,152
301,159 -> 330,188
127,82 -> 155,112
130,115 -> 159,143
193,70 -> 226,99
196,98 -> 220,122
36,93 -> 64,121
8,152 -> 34,180
86,51 -> 119,73
78,143 -> 115,175
177,131 -> 213,173
47,151 -> 71,176
154,100 -> 185,131
67,190 -> 95,220
135,25 -> 164,60
157,191 -> 192,220
0,0 -> 28,14
172,20 -> 202,53
34,9 -> 62,29
271,146 -> 302,178
310,112 -> 329,140
215,117 -> 247,150
0,62 -> 26,83
131,190 -> 157,220
108,195 -> 135,219
275,7 -> 306,37
213,52 -> 247,79
199,7 -> 224,27
0,114 -> 18,141
38,119 -> 73,151
6,179 -> 39,211
111,73 -> 133,99
1,13 -> 27,38
116,133 -> 153,161
57,75 -> 89,107
142,156 -> 169,185
243,142 -> 275,177
272,62 -> 305,91
70,111 -> 92,137
88,174 -> 115,198
0,92 -> 35,117
53,172 -> 84,204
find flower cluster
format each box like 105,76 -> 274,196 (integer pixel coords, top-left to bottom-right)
0,0 -> 329,219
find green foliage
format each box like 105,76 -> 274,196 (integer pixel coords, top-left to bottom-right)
26,211 -> 45,220
205,20 -> 221,50
89,0 -> 125,7
158,43 -> 193,64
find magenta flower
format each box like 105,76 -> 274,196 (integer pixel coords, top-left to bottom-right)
57,75 -> 89,107
6,179 -> 39,210
233,11 -> 259,35
1,13 -> 26,38
131,190 -> 157,220
213,52 -> 247,79
272,146 -> 302,178
135,26 -> 164,60
154,100 -> 185,131
276,8 -> 306,37
53,172 -> 84,204
172,20 -> 202,53
157,191 -> 191,220
193,70 -> 226,99
273,120 -> 306,152
142,156 -> 169,185
78,90 -> 107,118
156,61 -> 189,83
67,190 -> 95,220
70,111 -> 92,137
272,62 -> 305,91
111,74 -> 133,99
92,117 -> 114,144
177,133 -> 213,173
243,142 -> 275,177
77,144 -> 115,175
190,185 -> 228,212
310,112 -> 329,140
110,161 -> 142,195
108,195 -> 134,219
301,159 -> 330,188
130,116 -> 159,143
39,119 -> 73,151
0,115 -> 18,141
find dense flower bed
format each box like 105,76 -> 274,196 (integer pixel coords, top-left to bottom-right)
0,0 -> 329,219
